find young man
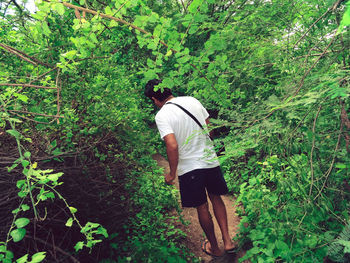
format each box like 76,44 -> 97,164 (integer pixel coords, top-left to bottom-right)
144,79 -> 235,257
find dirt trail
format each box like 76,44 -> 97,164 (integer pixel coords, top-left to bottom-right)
153,154 -> 247,263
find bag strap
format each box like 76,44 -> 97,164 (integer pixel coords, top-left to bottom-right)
166,101 -> 213,140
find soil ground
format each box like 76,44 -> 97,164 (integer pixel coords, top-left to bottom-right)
153,154 -> 248,263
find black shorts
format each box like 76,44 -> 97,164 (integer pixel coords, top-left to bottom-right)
178,166 -> 228,208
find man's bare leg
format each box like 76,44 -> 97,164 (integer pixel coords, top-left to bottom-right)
196,202 -> 223,256
208,193 -> 235,251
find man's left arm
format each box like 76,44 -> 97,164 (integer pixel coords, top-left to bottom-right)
205,118 -> 214,138
163,133 -> 178,185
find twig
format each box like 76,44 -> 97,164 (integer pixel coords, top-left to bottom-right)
179,0 -> 187,13
292,32 -> 337,97
29,67 -> 58,85
293,8 -> 332,49
293,0 -> 344,48
26,235 -> 81,263
0,83 -> 57,89
0,43 -> 37,66
313,120 -> 343,201
309,105 -> 322,196
9,111 -> 56,124
8,110 -> 64,118
1,43 -> 53,68
56,69 -> 61,124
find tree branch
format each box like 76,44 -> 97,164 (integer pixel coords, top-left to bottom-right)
0,83 -> 57,89
309,105 -> 322,196
0,43 -> 53,68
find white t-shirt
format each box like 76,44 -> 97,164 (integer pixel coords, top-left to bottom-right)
155,96 -> 219,176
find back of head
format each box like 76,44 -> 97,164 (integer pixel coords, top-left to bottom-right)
144,79 -> 172,102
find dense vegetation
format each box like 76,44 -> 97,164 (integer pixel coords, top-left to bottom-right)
0,0 -> 349,262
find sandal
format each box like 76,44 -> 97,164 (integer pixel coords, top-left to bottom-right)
201,240 -> 220,258
225,247 -> 236,254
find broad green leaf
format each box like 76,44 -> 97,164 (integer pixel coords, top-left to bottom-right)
69,207 -> 77,213
15,218 -> 30,228
74,241 -> 84,251
31,252 -> 46,263
0,245 -> 6,253
89,33 -> 98,43
24,152 -> 31,158
21,160 -> 30,168
105,6 -> 113,15
97,226 -> 108,238
65,217 -> 73,227
16,94 -> 29,102
6,129 -> 20,138
10,228 -> 26,242
42,22 -> 51,37
21,204 -> 30,211
8,163 -> 19,172
188,0 -> 203,13
54,3 -> 65,16
16,254 -> 28,263
109,20 -> 118,27
48,172 -> 63,181
16,180 -> 26,189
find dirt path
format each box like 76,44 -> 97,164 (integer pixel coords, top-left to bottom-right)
153,154 -> 247,263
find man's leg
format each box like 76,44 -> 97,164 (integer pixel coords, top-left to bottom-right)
208,193 -> 235,251
196,202 -> 223,256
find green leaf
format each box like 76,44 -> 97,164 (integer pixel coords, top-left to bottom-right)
97,226 -> 108,238
10,228 -> 26,242
21,160 -> 30,168
79,0 -> 85,5
24,152 -> 31,158
109,20 -> 118,27
31,252 -> 46,263
54,3 -> 65,16
5,250 -> 14,259
188,0 -> 203,13
65,217 -> 73,227
74,241 -> 84,251
89,33 -> 98,43
21,204 -> 30,211
8,163 -> 19,172
15,218 -> 30,228
16,180 -> 26,189
42,22 -> 51,37
16,94 -> 29,102
105,6 -> 113,15
275,240 -> 289,251
69,207 -> 78,214
16,254 -> 28,263
6,129 -> 20,138
48,172 -> 63,181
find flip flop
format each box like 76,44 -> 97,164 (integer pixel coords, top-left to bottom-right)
225,247 -> 236,254
201,240 -> 220,258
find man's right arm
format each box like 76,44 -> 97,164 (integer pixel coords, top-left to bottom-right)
163,133 -> 178,185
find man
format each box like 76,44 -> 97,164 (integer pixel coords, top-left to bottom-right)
144,79 -> 235,257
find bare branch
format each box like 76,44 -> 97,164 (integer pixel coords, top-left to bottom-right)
0,43 -> 53,68
8,110 -> 64,118
309,105 -> 322,196
0,83 -> 57,89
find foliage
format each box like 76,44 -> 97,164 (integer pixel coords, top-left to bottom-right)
327,221 -> 350,262
0,0 -> 349,262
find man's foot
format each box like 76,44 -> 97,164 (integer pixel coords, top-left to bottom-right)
224,241 -> 236,254
201,240 -> 223,258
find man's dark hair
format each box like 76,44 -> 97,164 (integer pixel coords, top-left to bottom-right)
144,79 -> 172,102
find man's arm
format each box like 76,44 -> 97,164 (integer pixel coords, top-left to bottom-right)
205,118 -> 214,138
163,133 -> 178,185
